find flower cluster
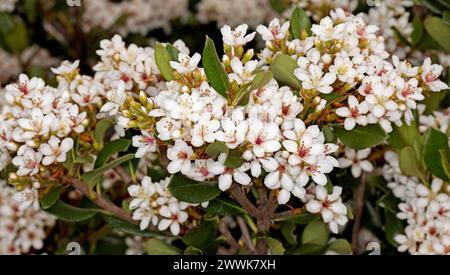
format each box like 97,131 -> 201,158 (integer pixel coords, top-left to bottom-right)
0,180 -> 55,255
257,9 -> 449,133
82,0 -> 189,36
128,176 -> 204,235
383,151 -> 450,255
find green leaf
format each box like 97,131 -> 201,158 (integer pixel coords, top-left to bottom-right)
291,243 -> 327,255
333,124 -> 388,150
411,16 -> 424,46
290,7 -> 311,39
93,119 -> 113,149
322,125 -> 336,143
4,19 -> 28,53
270,53 -> 301,90
399,146 -> 427,181
385,210 -> 404,247
327,239 -> 352,255
155,42 -> 175,81
377,192 -> 401,214
259,237 -> 285,255
168,173 -> 221,203
45,200 -> 99,222
166,43 -> 180,61
184,246 -> 203,255
422,0 -> 445,14
301,220 -> 329,247
424,16 -> 450,53
424,90 -> 448,114
203,36 -> 229,98
24,0 -> 37,23
249,71 -> 273,91
205,142 -> 229,159
281,222 -> 297,246
423,128 -> 450,180
144,238 -> 181,255
103,215 -> 164,237
269,0 -> 289,13
40,185 -> 63,209
182,219 -> 218,250
273,212 -> 318,224
388,121 -> 420,150
81,154 -> 135,190
204,197 -> 246,215
439,149 -> 450,179
224,148 -> 243,169
444,10 -> 450,26
94,138 -> 132,168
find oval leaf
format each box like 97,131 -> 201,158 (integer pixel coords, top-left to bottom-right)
40,185 -> 63,209
290,7 -> 311,39
144,238 -> 181,255
45,200 -> 99,222
333,124 -> 388,150
203,36 -> 229,98
168,173 -> 221,203
301,220 -> 329,246
423,128 -> 450,180
155,42 -> 175,81
270,53 -> 301,90
424,16 -> 450,53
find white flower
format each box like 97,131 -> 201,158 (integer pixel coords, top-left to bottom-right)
246,121 -> 281,158
209,153 -> 251,191
311,16 -> 345,41
12,188 -> 38,211
158,203 -> 188,236
132,130 -> 157,158
51,60 -> 80,76
229,57 -> 257,84
190,116 -> 221,147
221,24 -> 255,46
306,185 -> 348,234
128,176 -> 157,210
39,136 -> 74,165
336,96 -> 369,130
100,81 -> 127,116
132,206 -> 156,231
294,64 -> 336,94
170,53 -> 201,74
16,108 -> 54,141
338,148 -> 373,178
328,55 -> 357,83
365,83 -> 398,118
256,18 -> 290,41
421,58 -> 449,92
166,140 -> 193,175
12,147 -> 42,176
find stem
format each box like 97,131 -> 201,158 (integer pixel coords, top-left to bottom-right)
68,177 -> 135,223
218,219 -> 239,251
352,172 -> 367,253
236,216 -> 256,254
229,184 -> 260,218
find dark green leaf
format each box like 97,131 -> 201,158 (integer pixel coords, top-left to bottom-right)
224,148 -> 243,169
333,124 -> 388,150
290,7 -> 311,39
168,173 -> 221,203
385,210 -> 404,247
439,149 -> 450,179
399,146 -> 427,181
182,219 -> 218,250
388,121 -> 420,150
301,220 -> 329,246
166,43 -> 180,61
273,212 -> 318,224
281,222 -> 297,246
424,16 -> 450,53
259,237 -> 285,255
205,142 -> 229,159
423,128 -> 450,180
291,243 -> 327,255
144,238 -> 181,255
81,154 -> 135,189
422,0 -> 445,14
444,10 -> 450,26
322,125 -> 336,143
204,197 -> 246,215
103,215 -> 164,237
327,239 -> 352,255
269,0 -> 289,13
155,42 -> 175,81
94,138 -> 132,168
40,185 -> 63,209
93,119 -> 113,149
249,71 -> 273,91
411,16 -> 424,46
203,36 -> 229,97
184,246 -> 203,255
270,53 -> 301,90
424,90 -> 448,114
45,200 -> 99,222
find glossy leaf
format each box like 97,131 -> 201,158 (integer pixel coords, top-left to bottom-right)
270,53 -> 301,90
155,42 -> 175,81
203,36 -> 229,97
45,200 -> 99,222
333,124 -> 388,150
168,173 -> 221,203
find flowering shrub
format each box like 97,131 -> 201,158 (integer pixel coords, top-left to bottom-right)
1,0 -> 450,255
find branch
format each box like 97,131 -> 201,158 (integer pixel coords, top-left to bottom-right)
218,219 -> 239,251
236,216 -> 256,254
229,183 -> 260,218
351,172 -> 367,253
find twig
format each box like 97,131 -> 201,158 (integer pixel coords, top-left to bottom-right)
352,172 -> 367,253
218,219 -> 239,251
236,216 -> 256,254
229,184 -> 260,218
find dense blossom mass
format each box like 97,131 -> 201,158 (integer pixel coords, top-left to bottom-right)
0,1 -> 450,255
